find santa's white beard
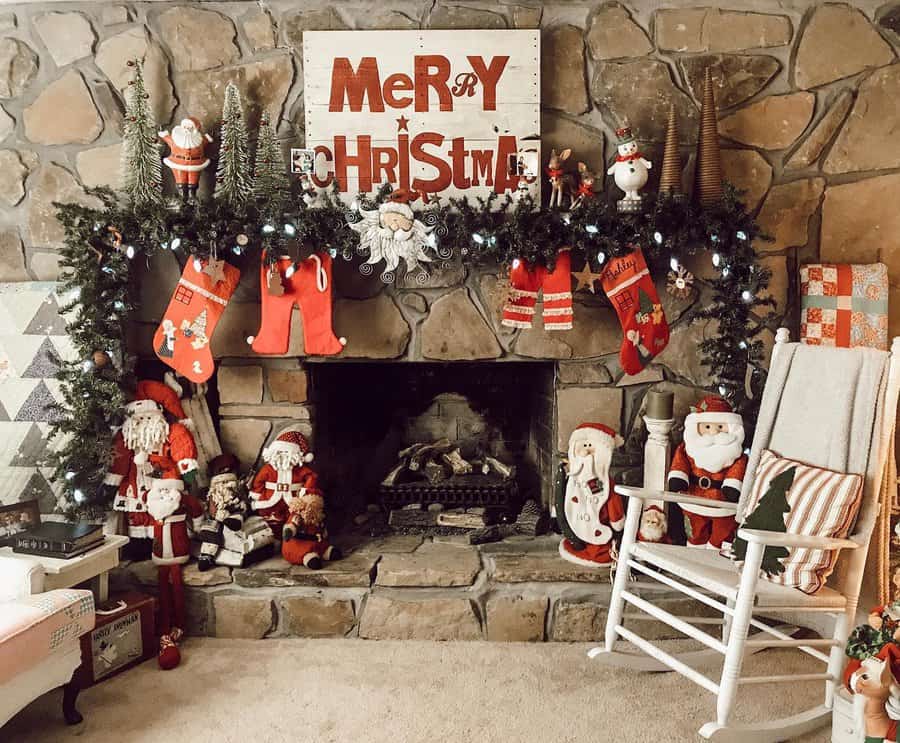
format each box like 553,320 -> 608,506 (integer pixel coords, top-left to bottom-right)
570,451 -> 611,484
683,424 -> 744,473
172,125 -> 202,149
122,415 -> 169,456
209,480 -> 239,511
147,488 -> 181,521
268,449 -> 301,473
351,210 -> 434,273
639,512 -> 667,541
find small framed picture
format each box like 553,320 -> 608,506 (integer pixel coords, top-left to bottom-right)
290,148 -> 315,175
506,150 -> 539,179
0,499 -> 41,547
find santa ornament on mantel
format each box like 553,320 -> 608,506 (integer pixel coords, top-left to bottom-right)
347,188 -> 437,283
555,423 -> 626,567
144,464 -> 204,670
250,429 -> 341,570
667,395 -> 748,549
158,116 -> 213,202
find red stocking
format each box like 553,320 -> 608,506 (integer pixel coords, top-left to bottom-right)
250,252 -> 346,356
153,258 -> 240,383
600,246 -> 669,375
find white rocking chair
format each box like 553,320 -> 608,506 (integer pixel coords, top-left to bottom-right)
590,329 -> 900,742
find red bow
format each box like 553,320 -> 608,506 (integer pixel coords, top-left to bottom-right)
576,183 -> 595,198
615,152 -> 644,163
545,167 -> 564,178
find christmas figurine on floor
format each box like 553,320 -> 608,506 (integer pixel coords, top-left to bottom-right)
844,642 -> 900,741
250,429 -> 341,569
667,395 -> 747,549
555,423 -> 625,567
105,380 -> 199,559
198,453 -> 250,571
144,465 -> 204,670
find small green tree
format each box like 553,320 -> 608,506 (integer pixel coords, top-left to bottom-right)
121,59 -> 163,207
732,466 -> 796,576
214,82 -> 253,211
252,111 -> 288,216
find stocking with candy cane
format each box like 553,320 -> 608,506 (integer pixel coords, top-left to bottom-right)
153,256 -> 240,382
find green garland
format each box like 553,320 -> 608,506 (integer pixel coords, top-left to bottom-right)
50,180 -> 769,518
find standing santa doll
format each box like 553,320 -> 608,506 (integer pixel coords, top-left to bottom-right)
250,429 -> 341,569
667,396 -> 748,549
555,423 -> 626,567
159,116 -> 213,202
144,465 -> 204,670
105,380 -> 199,559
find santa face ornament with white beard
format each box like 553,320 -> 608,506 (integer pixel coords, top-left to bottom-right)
348,195 -> 437,283
667,395 -> 748,549
555,423 -> 626,567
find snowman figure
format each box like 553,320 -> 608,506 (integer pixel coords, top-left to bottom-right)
607,126 -> 651,213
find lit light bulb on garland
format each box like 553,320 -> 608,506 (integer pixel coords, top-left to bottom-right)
284,223 -> 296,237
171,237 -> 182,251
585,224 -> 598,234
65,471 -> 75,481
73,489 -> 85,504
472,233 -> 485,245
712,252 -> 721,267
262,224 -> 275,234
125,245 -> 135,259
741,289 -> 753,302
654,231 -> 663,245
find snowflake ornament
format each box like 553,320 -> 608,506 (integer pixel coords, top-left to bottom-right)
666,264 -> 694,299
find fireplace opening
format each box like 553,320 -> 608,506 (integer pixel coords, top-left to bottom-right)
307,362 -> 556,536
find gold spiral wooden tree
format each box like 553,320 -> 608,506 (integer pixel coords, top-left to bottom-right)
659,104 -> 683,196
694,68 -> 723,207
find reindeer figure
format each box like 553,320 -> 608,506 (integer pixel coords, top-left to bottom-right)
570,162 -> 596,210
846,644 -> 900,741
546,148 -> 573,209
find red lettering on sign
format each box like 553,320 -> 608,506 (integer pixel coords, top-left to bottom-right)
448,138 -> 471,190
467,56 -> 509,111
329,58 -> 383,112
311,145 -> 334,188
383,73 -> 414,109
372,146 -> 399,184
414,56 -> 452,113
333,135 -> 373,192
411,132 -> 451,193
470,150 -> 493,187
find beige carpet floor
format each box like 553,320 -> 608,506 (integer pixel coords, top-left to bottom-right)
3,638 -> 832,742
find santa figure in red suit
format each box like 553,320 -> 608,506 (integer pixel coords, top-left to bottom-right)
158,116 -> 212,202
667,395 -> 748,549
555,423 -> 626,567
250,429 -> 341,569
144,464 -> 204,670
105,380 -> 199,557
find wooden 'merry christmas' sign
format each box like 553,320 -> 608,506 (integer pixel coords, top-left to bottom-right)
303,30 -> 540,201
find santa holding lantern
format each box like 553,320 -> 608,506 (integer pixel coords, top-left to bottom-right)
555,423 -> 626,567
250,429 -> 340,570
105,380 -> 199,557
667,395 -> 748,549
158,116 -> 213,202
144,464 -> 204,670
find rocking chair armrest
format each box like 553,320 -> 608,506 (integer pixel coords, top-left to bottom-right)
735,528 -> 860,551
614,485 -> 739,513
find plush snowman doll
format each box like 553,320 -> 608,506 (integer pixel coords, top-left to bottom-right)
607,127 -> 651,209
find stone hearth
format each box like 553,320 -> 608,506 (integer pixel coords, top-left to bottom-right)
110,534 -> 715,641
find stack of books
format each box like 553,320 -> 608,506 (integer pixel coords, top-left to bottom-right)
13,522 -> 104,559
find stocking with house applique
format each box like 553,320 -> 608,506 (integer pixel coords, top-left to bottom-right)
600,246 -> 669,376
153,257 -> 241,383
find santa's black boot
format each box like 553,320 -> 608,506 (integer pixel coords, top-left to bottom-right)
303,553 -> 323,570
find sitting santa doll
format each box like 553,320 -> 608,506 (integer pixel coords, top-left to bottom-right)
250,429 -> 341,570
555,423 -> 625,567
144,466 -> 204,670
198,453 -> 250,572
667,395 -> 747,549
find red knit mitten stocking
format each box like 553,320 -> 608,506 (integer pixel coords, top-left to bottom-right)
153,258 -> 240,383
600,246 -> 669,375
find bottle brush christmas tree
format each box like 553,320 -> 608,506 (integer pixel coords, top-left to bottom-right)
252,111 -> 288,217
121,59 -> 163,207
732,466 -> 796,576
214,81 -> 253,211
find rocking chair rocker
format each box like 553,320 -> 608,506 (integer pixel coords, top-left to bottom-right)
590,329 -> 900,741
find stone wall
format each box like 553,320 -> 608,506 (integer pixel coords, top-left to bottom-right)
1,1 -> 899,487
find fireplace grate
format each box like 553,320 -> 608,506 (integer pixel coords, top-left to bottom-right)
379,474 -> 519,509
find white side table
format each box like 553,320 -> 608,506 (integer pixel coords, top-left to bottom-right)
0,534 -> 129,602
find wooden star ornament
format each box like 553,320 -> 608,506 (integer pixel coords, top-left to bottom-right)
571,263 -> 603,293
203,257 -> 227,284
